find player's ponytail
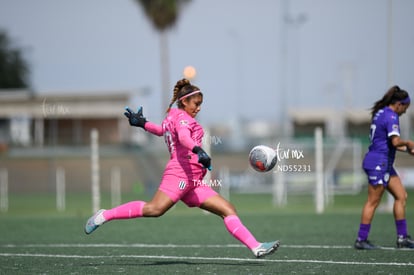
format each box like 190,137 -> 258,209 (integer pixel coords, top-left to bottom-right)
166,78 -> 202,113
166,79 -> 188,113
371,85 -> 409,118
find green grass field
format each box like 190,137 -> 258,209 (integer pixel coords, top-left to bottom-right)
1,192 -> 414,274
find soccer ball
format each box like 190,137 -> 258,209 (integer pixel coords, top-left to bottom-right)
248,145 -> 277,172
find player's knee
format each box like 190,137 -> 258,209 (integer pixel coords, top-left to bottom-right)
367,198 -> 381,208
400,192 -> 408,205
397,191 -> 407,201
394,191 -> 408,207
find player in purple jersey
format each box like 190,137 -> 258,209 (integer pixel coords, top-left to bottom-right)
355,85 -> 414,249
84,78 -> 279,258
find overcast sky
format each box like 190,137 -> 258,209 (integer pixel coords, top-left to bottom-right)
1,0 -> 414,125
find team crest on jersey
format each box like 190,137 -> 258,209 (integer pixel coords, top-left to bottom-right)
384,173 -> 390,182
178,180 -> 186,190
179,120 -> 188,125
392,124 -> 399,130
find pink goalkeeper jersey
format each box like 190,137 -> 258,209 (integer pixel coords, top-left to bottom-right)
144,108 -> 205,175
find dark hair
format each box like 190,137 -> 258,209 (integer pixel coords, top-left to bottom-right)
370,85 -> 409,118
166,78 -> 203,113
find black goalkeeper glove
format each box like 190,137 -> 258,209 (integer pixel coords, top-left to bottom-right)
124,106 -> 147,128
192,146 -> 212,171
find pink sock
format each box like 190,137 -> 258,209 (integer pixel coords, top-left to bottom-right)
224,215 -> 260,249
103,201 -> 145,221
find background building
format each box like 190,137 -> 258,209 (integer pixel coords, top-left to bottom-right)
0,90 -> 130,148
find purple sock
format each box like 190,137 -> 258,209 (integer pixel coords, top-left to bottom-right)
395,219 -> 408,238
357,223 -> 371,241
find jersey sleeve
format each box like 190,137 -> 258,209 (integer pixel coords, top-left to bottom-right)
144,121 -> 163,136
386,114 -> 400,138
176,120 -> 197,150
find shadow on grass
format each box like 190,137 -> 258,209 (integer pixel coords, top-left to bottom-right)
82,259 -> 265,267
139,260 -> 264,266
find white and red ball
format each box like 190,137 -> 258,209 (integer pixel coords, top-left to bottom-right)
248,145 -> 277,172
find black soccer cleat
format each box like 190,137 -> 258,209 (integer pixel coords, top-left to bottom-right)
396,235 -> 414,249
354,239 -> 378,250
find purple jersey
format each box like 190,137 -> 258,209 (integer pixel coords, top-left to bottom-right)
363,107 -> 400,179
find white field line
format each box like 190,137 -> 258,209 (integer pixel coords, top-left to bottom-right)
0,243 -> 409,250
0,252 -> 413,266
1,243 -> 413,267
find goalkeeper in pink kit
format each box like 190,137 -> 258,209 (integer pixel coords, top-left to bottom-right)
84,78 -> 279,258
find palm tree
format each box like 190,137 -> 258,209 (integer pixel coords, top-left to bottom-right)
135,0 -> 191,112
0,30 -> 30,89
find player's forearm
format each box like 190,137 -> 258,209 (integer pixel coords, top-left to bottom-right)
392,137 -> 414,152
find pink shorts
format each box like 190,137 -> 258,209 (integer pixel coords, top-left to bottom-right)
159,172 -> 218,207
